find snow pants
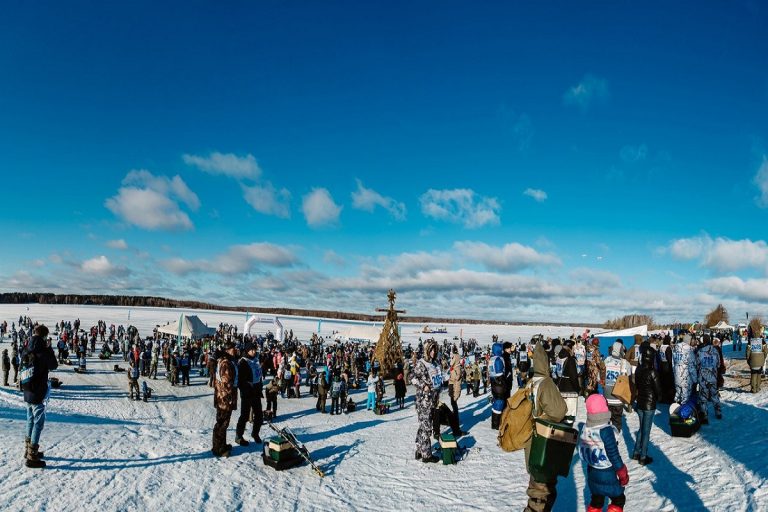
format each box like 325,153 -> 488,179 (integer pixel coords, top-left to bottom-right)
697,379 -> 720,417
236,393 -> 262,441
608,404 -> 624,433
316,393 -> 327,412
367,391 -> 376,410
674,375 -> 694,405
751,369 -> 762,393
415,391 -> 435,458
212,408 -> 232,455
525,475 -> 558,512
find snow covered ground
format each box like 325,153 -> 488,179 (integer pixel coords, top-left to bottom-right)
0,305 -> 766,511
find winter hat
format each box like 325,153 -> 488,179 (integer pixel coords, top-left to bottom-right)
610,341 -> 625,358
585,394 -> 611,427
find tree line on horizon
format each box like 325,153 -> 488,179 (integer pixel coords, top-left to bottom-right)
0,292 -> 603,328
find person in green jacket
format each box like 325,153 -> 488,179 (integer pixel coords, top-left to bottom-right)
746,338 -> 767,393
524,343 -> 567,512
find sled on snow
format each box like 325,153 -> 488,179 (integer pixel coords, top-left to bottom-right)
263,422 -> 324,477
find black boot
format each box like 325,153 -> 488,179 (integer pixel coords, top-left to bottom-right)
25,444 -> 46,468
491,412 -> 500,430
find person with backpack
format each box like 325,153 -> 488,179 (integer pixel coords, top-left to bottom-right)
128,358 -> 141,400
235,343 -> 264,446
584,338 -> 606,397
523,343 -> 567,512
264,377 -> 280,420
603,341 -> 632,433
579,394 -> 629,512
657,335 -> 675,403
489,342 -> 508,430
20,325 -> 58,468
330,374 -> 345,415
212,342 -> 238,457
411,340 -> 442,463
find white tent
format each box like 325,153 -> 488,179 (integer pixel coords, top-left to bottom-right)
594,325 -> 648,338
333,325 -> 382,345
157,315 -> 216,339
711,321 -> 734,331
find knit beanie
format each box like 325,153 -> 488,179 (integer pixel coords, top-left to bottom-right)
585,394 -> 611,427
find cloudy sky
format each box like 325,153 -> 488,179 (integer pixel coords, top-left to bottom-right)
2,2 -> 767,323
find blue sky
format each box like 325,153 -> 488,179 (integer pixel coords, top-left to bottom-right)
2,1 -> 768,323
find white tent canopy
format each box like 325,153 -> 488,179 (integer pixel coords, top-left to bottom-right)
333,325 -> 382,345
711,321 -> 734,331
157,315 -> 216,339
594,325 -> 648,338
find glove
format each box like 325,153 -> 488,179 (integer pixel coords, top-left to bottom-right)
616,464 -> 629,486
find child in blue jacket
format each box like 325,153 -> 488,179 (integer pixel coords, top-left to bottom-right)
579,394 -> 629,512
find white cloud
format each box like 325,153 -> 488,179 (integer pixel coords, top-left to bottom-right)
362,251 -> 453,279
302,188 -> 342,228
323,250 -> 346,267
569,268 -> 621,288
351,180 -> 406,220
563,74 -> 609,110
160,243 -> 298,276
105,170 -> 199,231
81,255 -> 129,277
668,235 -> 768,273
183,152 -> 261,180
620,144 -> 648,163
242,182 -> 291,218
706,276 -> 768,302
419,188 -> 500,228
523,188 -> 547,202
454,241 -> 560,272
106,239 -> 128,250
754,155 -> 768,207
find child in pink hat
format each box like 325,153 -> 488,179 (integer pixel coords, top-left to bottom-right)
578,394 -> 629,512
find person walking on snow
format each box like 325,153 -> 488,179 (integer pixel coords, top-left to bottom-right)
411,340 -> 442,463
746,337 -> 767,393
579,394 -> 629,512
632,346 -> 661,465
366,370 -> 380,411
523,343 -> 567,512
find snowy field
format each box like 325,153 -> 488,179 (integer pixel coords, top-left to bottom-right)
0,304 -> 766,512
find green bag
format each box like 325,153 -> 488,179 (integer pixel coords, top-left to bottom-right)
528,418 -> 578,482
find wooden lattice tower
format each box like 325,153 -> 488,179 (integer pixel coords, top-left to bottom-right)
373,289 -> 405,379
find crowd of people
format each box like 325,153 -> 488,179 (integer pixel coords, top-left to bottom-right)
2,314 -> 767,512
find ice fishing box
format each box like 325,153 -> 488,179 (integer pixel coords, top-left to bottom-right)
439,433 -> 457,465
262,444 -> 302,471
268,436 -> 298,462
669,416 -> 699,438
528,419 -> 578,482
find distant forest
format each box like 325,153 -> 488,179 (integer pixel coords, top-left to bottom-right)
0,292 -> 603,328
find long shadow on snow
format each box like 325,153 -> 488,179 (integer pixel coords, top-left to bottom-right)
0,401 -> 140,426
621,417 -> 706,511
458,395 -> 492,432
45,449 -> 211,471
696,398 -> 768,482
294,418 -> 406,444
312,439 -> 364,476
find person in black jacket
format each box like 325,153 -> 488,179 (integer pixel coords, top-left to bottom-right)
21,324 -> 58,468
556,340 -> 581,424
632,346 -> 661,466
235,343 -> 264,446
